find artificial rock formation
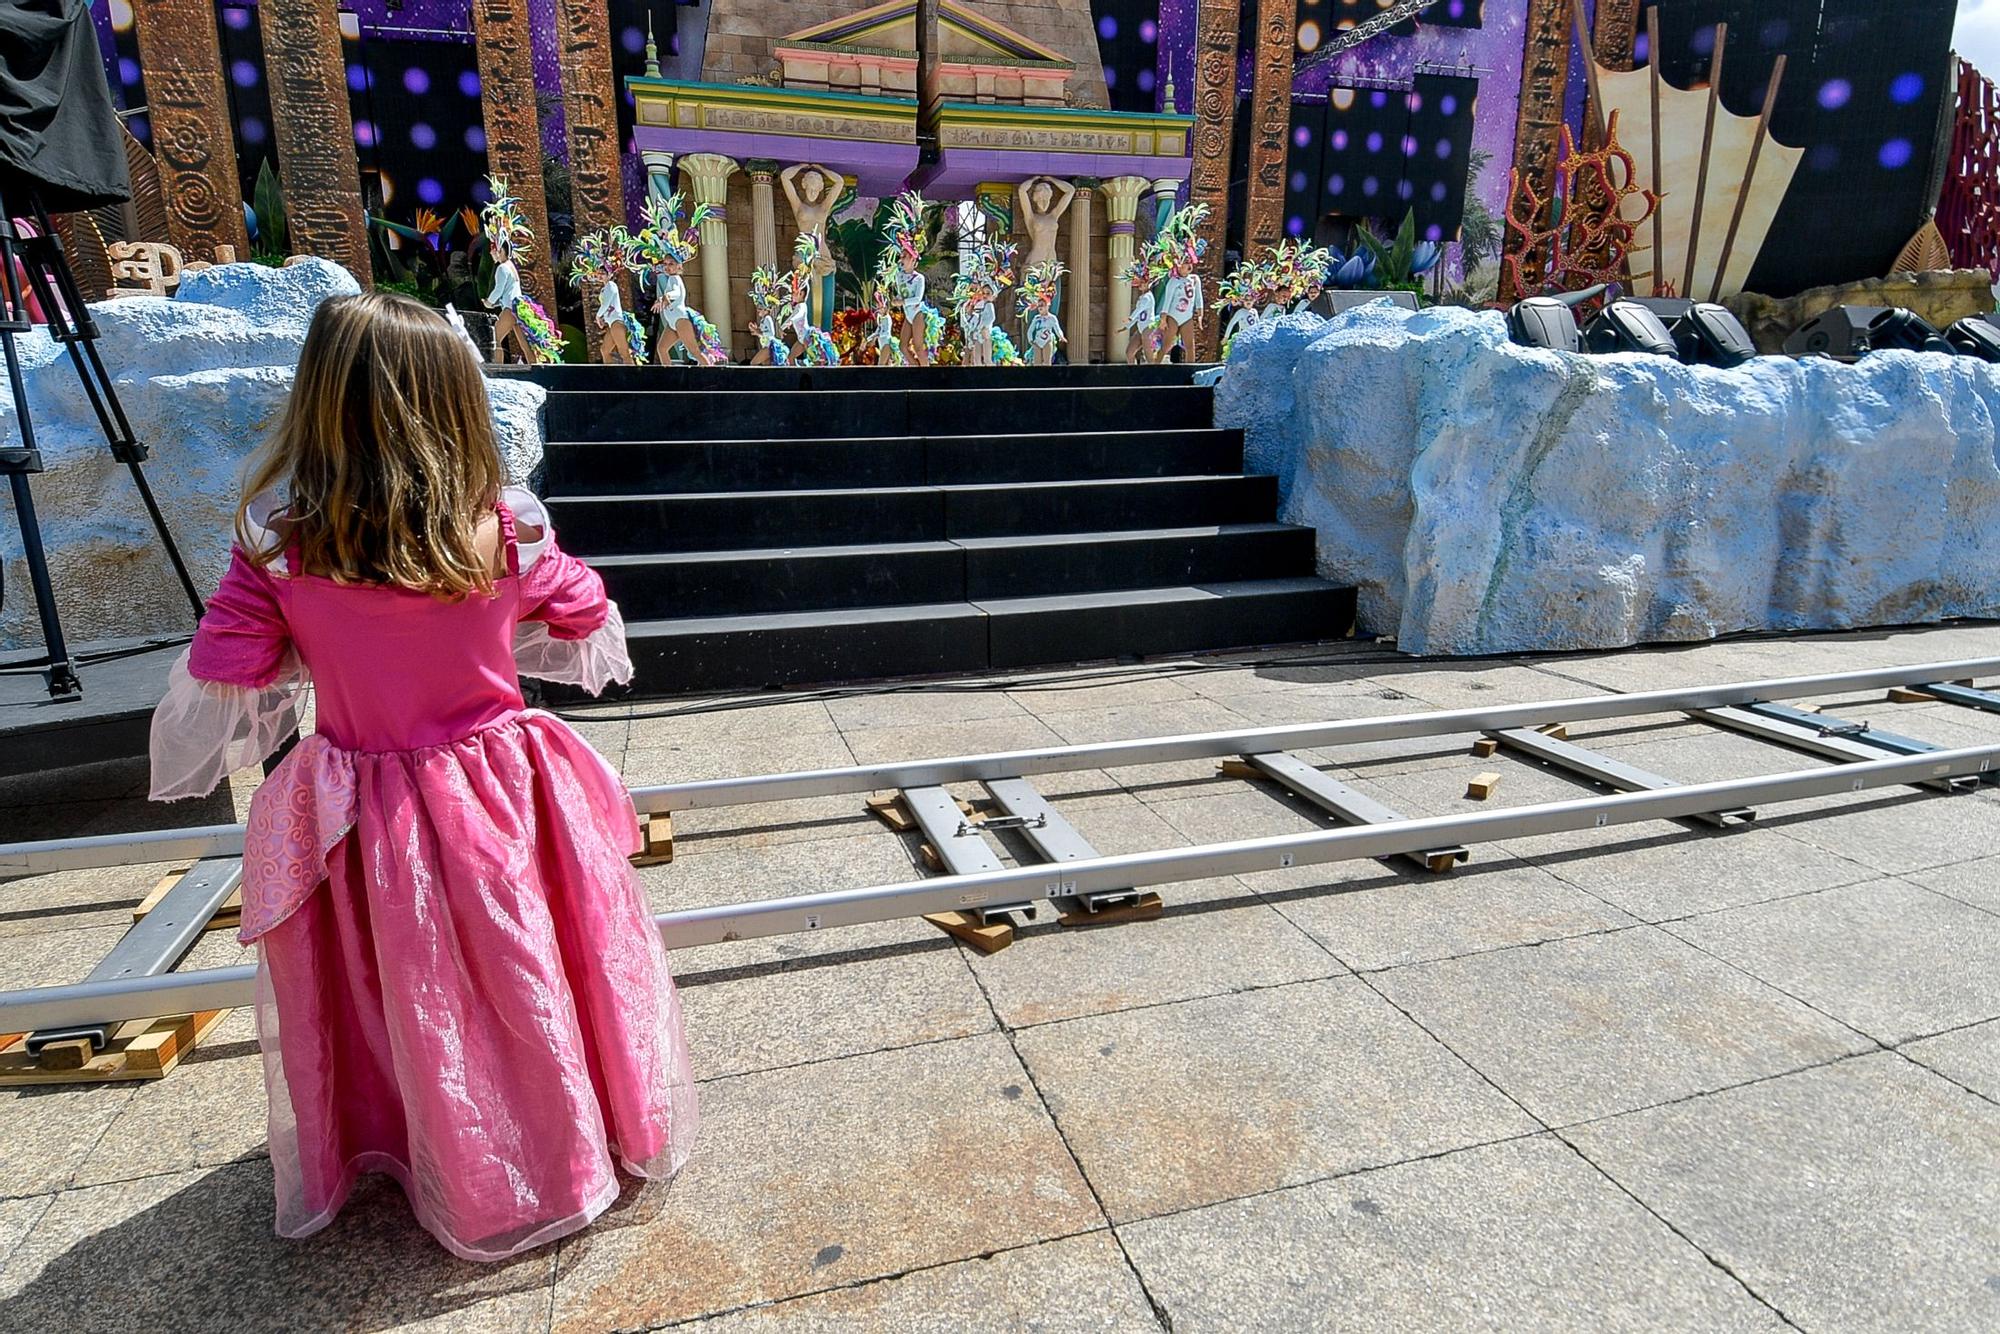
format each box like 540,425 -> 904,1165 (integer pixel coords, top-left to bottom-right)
0,261 -> 545,649
1219,301 -> 2000,655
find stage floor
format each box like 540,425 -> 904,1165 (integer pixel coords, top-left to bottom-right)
0,637 -> 184,781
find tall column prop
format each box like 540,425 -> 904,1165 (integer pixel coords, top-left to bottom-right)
554,0 -> 628,348
681,153 -> 739,356
257,0 -> 369,281
1101,176 -> 1148,361
471,0 -> 555,312
1498,0 -> 1575,303
1069,177 -> 1095,362
747,160 -> 779,273
1188,0 -> 1241,362
1243,0 -> 1298,256
129,0 -> 250,261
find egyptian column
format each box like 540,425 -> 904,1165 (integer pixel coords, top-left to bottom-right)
1069,177 -> 1096,362
680,153 -> 740,355
1101,176 -> 1148,361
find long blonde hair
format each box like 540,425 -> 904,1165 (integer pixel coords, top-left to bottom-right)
238,292 -> 505,597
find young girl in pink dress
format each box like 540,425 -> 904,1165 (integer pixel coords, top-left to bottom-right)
148,292 -> 697,1261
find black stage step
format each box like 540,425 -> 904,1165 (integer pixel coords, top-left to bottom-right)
543,428 -> 1246,493
624,579 -> 1355,692
522,370 -> 1355,693
542,384 -> 1216,442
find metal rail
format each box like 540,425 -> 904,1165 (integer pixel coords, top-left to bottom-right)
2,742 -> 1995,1034
8,656 -> 1999,876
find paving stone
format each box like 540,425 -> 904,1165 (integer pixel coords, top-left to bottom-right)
628,699 -> 840,751
1142,782 -> 1325,846
1566,1053 -> 2000,1334
1907,854 -> 2000,915
1119,1135 -> 1784,1334
1261,853 -> 1637,972
1667,880 -> 2000,1044
1580,727 -> 1842,786
1034,697 -> 1256,747
837,714 -> 1068,767
1013,977 -> 1537,1222
550,1035 -> 1101,1330
1760,785 -> 2000,874
645,835 -> 993,1080
685,1231 -> 1158,1332
1537,643 -> 1809,695
1514,824 -> 1875,922
1371,926 -> 1870,1125
669,792 -> 885,853
0,924 -> 130,991
825,688 -> 1036,732
1368,663 -> 1607,712
68,1010 -> 267,1189
1900,1019 -> 2000,1102
623,726 -> 856,786
0,862 -> 163,941
0,1159 -> 556,1331
1005,673 -> 1206,716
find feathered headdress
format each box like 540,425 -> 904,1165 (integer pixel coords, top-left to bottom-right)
568,229 -> 620,289
1218,258 -> 1263,311
635,192 -> 713,266
1143,203 -> 1210,281
749,265 -> 786,314
1016,258 -> 1065,315
882,190 -> 929,266
479,175 -> 533,258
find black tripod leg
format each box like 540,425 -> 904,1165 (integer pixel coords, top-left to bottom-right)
1,331 -> 80,698
18,211 -> 206,622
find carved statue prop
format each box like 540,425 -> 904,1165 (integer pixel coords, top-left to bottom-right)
479,176 -> 566,365
1015,176 -> 1076,309
781,164 -> 845,287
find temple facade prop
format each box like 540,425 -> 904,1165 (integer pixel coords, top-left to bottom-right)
1243,0 -> 1298,257
1068,177 -> 1095,356
554,0 -> 629,347
470,0 -> 555,313
748,161 -> 781,274
129,0 -> 250,261
1188,0 -> 1240,362
256,0 -> 370,281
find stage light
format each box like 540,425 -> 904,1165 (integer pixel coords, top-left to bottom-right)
1946,317 -> 2000,363
1584,301 -> 1679,357
1508,297 -> 1583,353
1674,304 -> 1759,368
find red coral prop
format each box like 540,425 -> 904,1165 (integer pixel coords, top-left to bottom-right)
1502,111 -> 1660,304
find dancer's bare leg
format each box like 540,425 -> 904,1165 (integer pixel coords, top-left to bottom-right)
492,309 -> 522,364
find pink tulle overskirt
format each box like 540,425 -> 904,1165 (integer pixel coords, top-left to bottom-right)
248,712 -> 697,1261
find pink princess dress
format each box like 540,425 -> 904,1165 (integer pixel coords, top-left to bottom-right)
148,487 -> 697,1261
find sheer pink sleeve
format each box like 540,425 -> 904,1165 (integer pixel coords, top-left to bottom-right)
150,548 -> 306,801
508,488 -> 634,695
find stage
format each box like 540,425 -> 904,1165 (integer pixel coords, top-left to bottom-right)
0,637 -> 184,781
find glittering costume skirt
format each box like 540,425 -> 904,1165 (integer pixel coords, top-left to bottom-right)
247,712 -> 698,1261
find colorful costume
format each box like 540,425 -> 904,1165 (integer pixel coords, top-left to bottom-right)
749,266 -> 791,367
881,192 -> 944,360
785,234 -> 841,366
570,230 -> 648,366
148,489 -> 695,1261
480,176 -> 565,364
952,238 -> 1017,367
870,264 -> 905,365
1018,258 -> 1067,366
1123,260 -> 1160,360
1144,204 -> 1210,360
633,194 -> 725,366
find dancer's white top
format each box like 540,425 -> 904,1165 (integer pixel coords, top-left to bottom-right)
653,273 -> 691,327
1161,274 -> 1203,325
595,281 -> 623,327
1125,290 -> 1157,331
894,269 -> 926,317
485,260 -> 521,310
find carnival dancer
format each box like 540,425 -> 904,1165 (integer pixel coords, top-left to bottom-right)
953,237 -> 1018,367
748,266 -> 790,367
1122,260 -> 1159,365
1152,203 -> 1210,363
569,229 -> 646,366
1018,258 -> 1067,366
870,256 -> 905,366
786,234 -> 841,366
147,292 -> 696,1260
478,176 -> 565,365
634,193 -> 726,366
881,191 -> 942,367
1289,241 -> 1335,315
1218,256 -> 1265,361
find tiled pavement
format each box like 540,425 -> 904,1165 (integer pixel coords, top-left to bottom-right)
4,625 -> 2000,1331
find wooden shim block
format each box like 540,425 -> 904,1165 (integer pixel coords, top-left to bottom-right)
1425,852 -> 1463,875
631,811 -> 675,866
1536,722 -> 1569,740
1466,771 -> 1503,800
866,792 -> 916,833
132,868 -> 241,931
0,1009 -> 231,1086
923,910 -> 1014,953
920,843 -> 943,872
132,868 -> 190,920
1471,738 -> 1500,758
1058,891 -> 1165,929
1887,687 -> 1931,703
1219,759 -> 1263,780
35,1038 -> 94,1071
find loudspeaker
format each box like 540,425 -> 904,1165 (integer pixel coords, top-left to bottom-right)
1314,289 -> 1422,316
1507,297 -> 1582,352
1672,303 -> 1758,368
1946,316 -> 2000,362
1783,305 -> 1950,360
1583,301 -> 1679,357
